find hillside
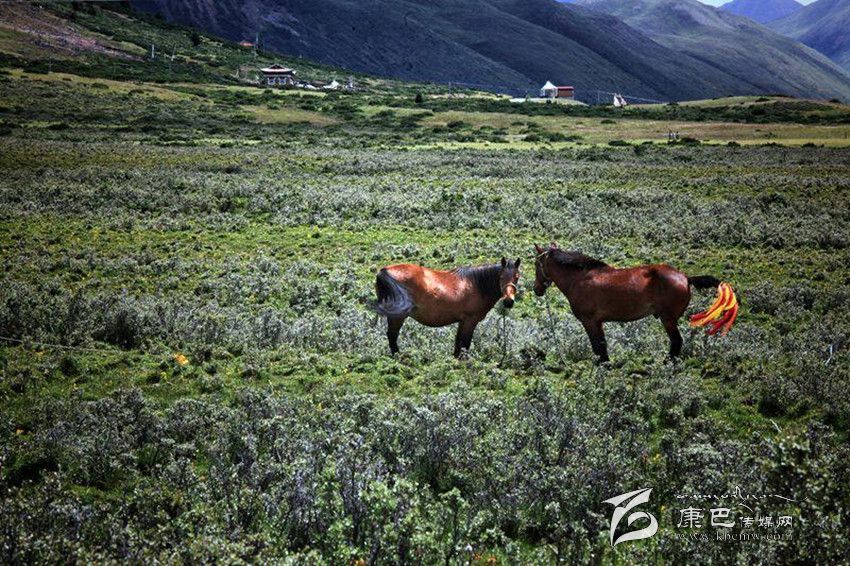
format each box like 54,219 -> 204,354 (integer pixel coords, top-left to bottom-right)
0,2 -> 379,89
720,0 -> 802,23
130,0 -> 850,101
769,0 -> 850,72
575,0 -> 850,101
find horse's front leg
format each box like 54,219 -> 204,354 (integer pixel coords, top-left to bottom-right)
580,318 -> 609,363
454,318 -> 478,359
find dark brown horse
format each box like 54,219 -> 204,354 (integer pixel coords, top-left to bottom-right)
372,258 -> 521,357
533,243 -> 735,362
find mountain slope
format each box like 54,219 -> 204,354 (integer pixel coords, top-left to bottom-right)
128,0 -> 726,101
487,0 -> 749,97
769,0 -> 850,72
721,0 -> 802,23
129,0 -> 850,101
576,0 -> 850,100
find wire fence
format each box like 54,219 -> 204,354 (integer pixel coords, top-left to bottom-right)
0,335 -> 123,354
441,80 -> 667,105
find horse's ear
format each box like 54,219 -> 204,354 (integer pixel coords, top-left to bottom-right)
501,257 -> 507,268
534,243 -> 543,254
515,258 -> 521,268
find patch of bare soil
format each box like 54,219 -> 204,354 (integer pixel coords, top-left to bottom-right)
0,4 -> 140,60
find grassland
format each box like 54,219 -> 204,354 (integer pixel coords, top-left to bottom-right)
1,4 -> 849,564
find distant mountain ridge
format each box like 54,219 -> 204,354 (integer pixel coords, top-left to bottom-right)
720,0 -> 802,23
768,0 -> 850,72
575,0 -> 850,100
130,0 -> 850,101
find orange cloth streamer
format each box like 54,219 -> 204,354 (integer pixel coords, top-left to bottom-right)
689,282 -> 738,336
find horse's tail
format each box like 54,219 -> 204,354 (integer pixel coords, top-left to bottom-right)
688,276 -> 738,336
687,275 -> 721,290
371,269 -> 414,318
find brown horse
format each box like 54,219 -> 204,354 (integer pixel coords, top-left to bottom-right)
372,258 -> 521,358
533,243 -> 734,362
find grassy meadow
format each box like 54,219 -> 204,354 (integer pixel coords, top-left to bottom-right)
1,4 -> 850,564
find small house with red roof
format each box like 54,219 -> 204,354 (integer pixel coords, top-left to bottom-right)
539,81 -> 574,99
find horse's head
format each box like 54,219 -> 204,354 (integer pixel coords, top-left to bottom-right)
533,242 -> 555,296
499,257 -> 521,308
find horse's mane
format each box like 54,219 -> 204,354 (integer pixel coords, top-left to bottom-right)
453,264 -> 503,301
549,249 -> 608,270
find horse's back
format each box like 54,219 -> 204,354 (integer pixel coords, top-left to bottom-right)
650,264 -> 689,292
381,264 -> 472,326
383,263 -> 425,285
383,264 -> 451,293
648,264 -> 691,317
578,264 -> 689,321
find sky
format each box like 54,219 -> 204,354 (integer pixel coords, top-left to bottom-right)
698,0 -> 815,4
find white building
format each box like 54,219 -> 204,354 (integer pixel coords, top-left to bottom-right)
539,80 -> 557,99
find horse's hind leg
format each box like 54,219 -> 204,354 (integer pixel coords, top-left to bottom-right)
387,317 -> 406,355
662,318 -> 683,358
580,319 -> 609,363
